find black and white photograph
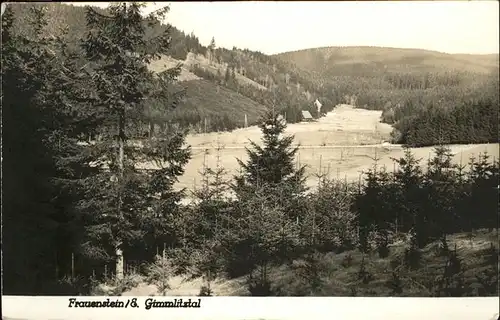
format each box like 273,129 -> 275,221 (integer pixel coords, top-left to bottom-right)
2,0 -> 499,319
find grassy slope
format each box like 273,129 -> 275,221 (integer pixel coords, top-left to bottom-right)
271,229 -> 498,297
148,55 -> 268,128
172,79 -> 267,128
116,229 -> 498,296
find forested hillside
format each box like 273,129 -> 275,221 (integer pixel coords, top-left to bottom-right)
7,3 -> 499,146
276,46 -> 499,146
6,2 -> 334,134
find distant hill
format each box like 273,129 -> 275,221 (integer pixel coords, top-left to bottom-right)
274,46 -> 499,77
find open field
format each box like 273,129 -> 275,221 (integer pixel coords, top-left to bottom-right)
184,104 -> 393,148
170,142 -> 498,195
136,105 -> 498,196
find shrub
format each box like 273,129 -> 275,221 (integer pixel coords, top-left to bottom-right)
198,285 -> 213,296
357,256 -> 374,284
145,254 -> 174,296
386,269 -> 404,295
403,233 -> 422,270
435,247 -> 467,297
247,274 -> 273,296
292,251 -> 324,294
341,253 -> 354,268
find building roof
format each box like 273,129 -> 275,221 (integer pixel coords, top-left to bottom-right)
301,110 -> 313,119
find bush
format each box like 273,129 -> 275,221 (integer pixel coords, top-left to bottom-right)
198,285 -> 213,296
403,246 -> 422,270
403,233 -> 422,270
292,251 -> 324,294
386,270 -> 404,295
435,247 -> 467,297
357,256 -> 374,284
341,253 -> 354,268
145,254 -> 174,296
247,276 -> 273,296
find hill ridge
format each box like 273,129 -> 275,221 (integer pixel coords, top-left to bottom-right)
274,45 -> 500,57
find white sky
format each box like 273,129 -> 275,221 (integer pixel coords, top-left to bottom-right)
67,1 -> 499,55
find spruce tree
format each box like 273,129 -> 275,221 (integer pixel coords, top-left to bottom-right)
310,179 -> 357,253
230,109 -> 306,272
424,145 -> 458,242
391,148 -> 427,247
233,109 -> 308,224
236,187 -> 301,293
79,2 -> 189,280
207,36 -> 216,64
234,109 -> 306,196
466,153 -> 499,230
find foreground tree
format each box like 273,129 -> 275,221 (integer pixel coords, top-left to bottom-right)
423,145 -> 459,243
231,188 -> 302,294
80,2 -> 189,280
229,109 -> 307,277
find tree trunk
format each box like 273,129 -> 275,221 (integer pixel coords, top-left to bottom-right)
115,244 -> 124,280
115,110 -> 125,280
149,121 -> 154,139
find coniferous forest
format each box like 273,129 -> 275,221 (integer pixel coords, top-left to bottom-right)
2,3 -> 499,297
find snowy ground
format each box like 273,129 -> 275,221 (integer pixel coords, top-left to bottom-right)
135,105 -> 497,200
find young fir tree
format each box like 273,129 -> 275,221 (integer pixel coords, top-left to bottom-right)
79,2 -> 189,280
228,109 -> 306,278
237,187 -> 302,294
207,36 -> 216,63
309,178 -> 357,253
391,148 -> 427,248
424,145 -> 458,243
187,142 -> 232,284
224,66 -> 231,85
233,109 -> 307,203
355,154 -> 394,254
193,141 -> 231,237
466,153 -> 499,231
